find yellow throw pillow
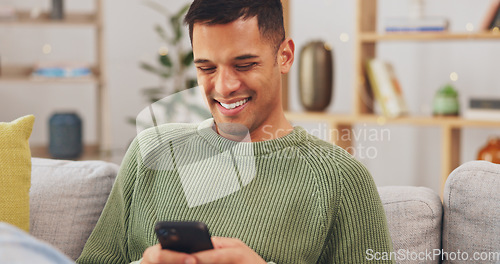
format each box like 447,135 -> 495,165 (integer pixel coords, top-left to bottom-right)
0,115 -> 35,232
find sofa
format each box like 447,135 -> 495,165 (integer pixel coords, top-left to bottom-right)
28,158 -> 500,263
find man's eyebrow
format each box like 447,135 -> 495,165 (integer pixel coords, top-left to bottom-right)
235,54 -> 259,60
194,54 -> 259,64
194,59 -> 210,64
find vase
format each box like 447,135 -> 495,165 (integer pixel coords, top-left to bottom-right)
433,84 -> 459,116
477,137 -> 500,164
49,112 -> 82,159
298,41 -> 334,111
51,0 -> 64,20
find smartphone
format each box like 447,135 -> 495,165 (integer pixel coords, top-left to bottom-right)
154,221 -> 214,253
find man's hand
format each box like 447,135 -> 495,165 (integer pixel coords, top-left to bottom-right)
141,244 -> 196,264
192,237 -> 267,264
141,237 -> 267,264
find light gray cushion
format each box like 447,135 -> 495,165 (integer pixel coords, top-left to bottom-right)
442,161 -> 500,264
378,186 -> 442,264
29,158 -> 119,260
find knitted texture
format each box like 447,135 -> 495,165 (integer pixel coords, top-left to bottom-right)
0,115 -> 35,232
77,119 -> 393,264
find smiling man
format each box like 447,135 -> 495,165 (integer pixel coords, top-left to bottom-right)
77,1 -> 394,264
192,12 -> 294,141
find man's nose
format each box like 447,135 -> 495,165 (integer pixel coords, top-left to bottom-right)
215,67 -> 241,97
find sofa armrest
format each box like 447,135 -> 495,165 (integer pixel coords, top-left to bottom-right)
378,186 -> 442,264
442,161 -> 500,264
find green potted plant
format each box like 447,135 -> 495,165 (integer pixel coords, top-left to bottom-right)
129,1 -> 211,129
433,84 -> 460,116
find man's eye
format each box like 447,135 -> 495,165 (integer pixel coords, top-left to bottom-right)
236,63 -> 257,71
198,67 -> 216,73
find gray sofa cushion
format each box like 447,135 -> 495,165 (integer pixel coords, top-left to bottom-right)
378,186 -> 442,264
29,158 -> 119,260
443,161 -> 500,264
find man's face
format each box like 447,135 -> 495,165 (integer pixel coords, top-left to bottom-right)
193,17 -> 290,141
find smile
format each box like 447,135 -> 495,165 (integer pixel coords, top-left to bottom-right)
219,98 -> 249,110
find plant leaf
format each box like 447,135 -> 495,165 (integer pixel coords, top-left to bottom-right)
142,0 -> 170,17
182,51 -> 194,67
167,4 -> 190,45
170,16 -> 183,44
154,24 -> 170,43
157,97 -> 178,122
142,87 -> 163,94
159,54 -> 173,68
140,62 -> 160,73
186,79 -> 198,89
140,62 -> 172,78
126,117 -> 137,125
142,87 -> 165,101
186,103 -> 212,119
173,4 -> 190,21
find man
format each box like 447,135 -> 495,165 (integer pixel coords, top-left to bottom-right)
77,0 -> 394,263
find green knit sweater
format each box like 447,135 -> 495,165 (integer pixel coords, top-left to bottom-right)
77,119 -> 393,264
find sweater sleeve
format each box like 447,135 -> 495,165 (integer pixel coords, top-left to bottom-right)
320,158 -> 395,263
76,138 -> 140,264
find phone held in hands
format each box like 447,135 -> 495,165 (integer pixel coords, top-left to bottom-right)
155,221 -> 214,254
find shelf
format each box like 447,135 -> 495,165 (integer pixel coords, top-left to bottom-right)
354,0 -> 500,196
359,31 -> 500,42
0,65 -> 98,84
0,0 -> 110,155
0,11 -> 98,27
31,144 -> 105,160
31,144 -> 124,164
285,112 -> 500,128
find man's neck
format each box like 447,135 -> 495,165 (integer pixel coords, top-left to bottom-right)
214,116 -> 294,143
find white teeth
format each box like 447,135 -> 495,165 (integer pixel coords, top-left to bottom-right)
220,98 -> 249,110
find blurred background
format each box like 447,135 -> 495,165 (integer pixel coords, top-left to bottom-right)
0,0 -> 499,194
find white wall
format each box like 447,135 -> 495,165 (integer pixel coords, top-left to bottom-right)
1,0 -> 498,193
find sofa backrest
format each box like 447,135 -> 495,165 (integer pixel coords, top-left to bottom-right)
30,158 -> 119,260
28,158 -> 500,263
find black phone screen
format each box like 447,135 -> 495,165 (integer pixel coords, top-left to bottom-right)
155,221 -> 214,253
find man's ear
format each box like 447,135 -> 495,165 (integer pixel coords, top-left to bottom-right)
278,38 -> 295,74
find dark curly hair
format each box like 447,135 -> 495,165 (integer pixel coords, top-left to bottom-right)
184,0 -> 286,53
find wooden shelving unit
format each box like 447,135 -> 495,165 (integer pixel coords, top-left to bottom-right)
0,0 -> 110,158
0,12 -> 97,27
0,65 -> 98,83
360,31 -> 500,42
285,113 -> 500,128
283,0 -> 500,193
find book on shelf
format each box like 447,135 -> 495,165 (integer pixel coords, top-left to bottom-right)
31,62 -> 92,79
365,59 -> 408,118
384,17 -> 449,32
480,0 -> 500,31
463,98 -> 500,121
0,6 -> 16,21
490,6 -> 500,30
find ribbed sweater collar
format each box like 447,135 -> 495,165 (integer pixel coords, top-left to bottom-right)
197,119 -> 307,156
